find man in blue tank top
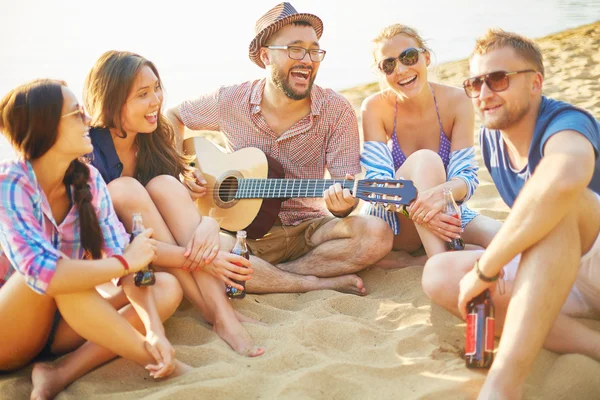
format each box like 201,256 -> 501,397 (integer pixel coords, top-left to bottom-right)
421,29 -> 600,399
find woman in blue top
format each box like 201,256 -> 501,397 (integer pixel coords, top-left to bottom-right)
0,79 -> 191,399
85,51 -> 263,357
361,24 -> 498,267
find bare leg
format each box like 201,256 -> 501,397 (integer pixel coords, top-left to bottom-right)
0,274 -> 58,371
422,191 -> 600,399
234,215 -> 392,295
144,175 -> 263,357
395,150 -> 449,256
30,273 -> 190,400
479,192 -> 600,399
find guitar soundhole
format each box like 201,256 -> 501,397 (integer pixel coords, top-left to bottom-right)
213,171 -> 243,209
219,176 -> 239,202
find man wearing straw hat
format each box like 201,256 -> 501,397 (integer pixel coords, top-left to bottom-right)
168,3 -> 393,295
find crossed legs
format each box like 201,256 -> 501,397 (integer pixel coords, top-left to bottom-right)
220,214 -> 393,295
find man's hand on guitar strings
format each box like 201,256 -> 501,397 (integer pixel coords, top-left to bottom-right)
184,168 -> 208,200
323,174 -> 358,218
206,251 -> 253,290
182,217 -> 221,271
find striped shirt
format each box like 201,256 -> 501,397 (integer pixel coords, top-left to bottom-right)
0,160 -> 129,294
179,79 -> 362,225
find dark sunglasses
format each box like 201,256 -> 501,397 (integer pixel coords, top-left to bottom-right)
377,47 -> 426,75
462,69 -> 537,98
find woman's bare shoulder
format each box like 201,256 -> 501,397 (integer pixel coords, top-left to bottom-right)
361,89 -> 395,113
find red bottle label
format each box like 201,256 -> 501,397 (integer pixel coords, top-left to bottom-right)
465,313 -> 477,356
485,317 -> 495,352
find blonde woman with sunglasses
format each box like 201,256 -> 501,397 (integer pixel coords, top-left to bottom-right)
360,24 -> 499,268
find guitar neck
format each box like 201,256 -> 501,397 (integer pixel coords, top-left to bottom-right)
236,179 -> 356,199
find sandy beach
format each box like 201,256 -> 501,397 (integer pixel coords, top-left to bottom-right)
1,21 -> 599,400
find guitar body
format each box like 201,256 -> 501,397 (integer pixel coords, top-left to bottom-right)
188,137 -> 418,239
191,137 -> 284,239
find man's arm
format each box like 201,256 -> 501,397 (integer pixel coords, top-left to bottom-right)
324,99 -> 362,217
477,130 -> 596,277
166,106 -> 189,155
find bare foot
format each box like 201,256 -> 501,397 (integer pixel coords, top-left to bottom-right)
212,317 -> 265,357
31,363 -> 66,400
314,274 -> 367,296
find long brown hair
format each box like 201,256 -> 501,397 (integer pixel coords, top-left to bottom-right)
0,79 -> 104,259
84,50 -> 192,186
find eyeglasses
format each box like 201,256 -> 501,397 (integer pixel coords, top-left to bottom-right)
377,47 -> 426,75
61,105 -> 86,121
263,45 -> 327,62
462,69 -> 537,98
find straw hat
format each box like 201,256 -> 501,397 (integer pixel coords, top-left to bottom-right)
249,2 -> 323,68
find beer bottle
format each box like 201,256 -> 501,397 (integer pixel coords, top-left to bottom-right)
443,188 -> 465,251
131,213 -> 156,287
225,230 -> 250,299
465,289 -> 495,368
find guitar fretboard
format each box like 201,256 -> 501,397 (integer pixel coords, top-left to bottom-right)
234,179 -> 355,199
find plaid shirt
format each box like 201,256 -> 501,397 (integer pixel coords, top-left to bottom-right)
179,79 -> 361,225
0,160 -> 129,294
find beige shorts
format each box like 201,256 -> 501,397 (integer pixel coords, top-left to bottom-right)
226,216 -> 335,265
503,194 -> 600,318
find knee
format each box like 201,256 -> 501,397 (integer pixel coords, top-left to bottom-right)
354,216 -> 394,258
154,272 -> 184,315
145,175 -> 187,200
108,177 -> 153,213
421,253 -> 451,303
398,149 -> 445,178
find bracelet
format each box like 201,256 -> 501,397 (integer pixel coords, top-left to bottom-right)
474,259 -> 500,283
112,254 -> 130,277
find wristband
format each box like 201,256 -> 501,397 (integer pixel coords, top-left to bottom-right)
112,254 -> 130,277
474,259 -> 500,283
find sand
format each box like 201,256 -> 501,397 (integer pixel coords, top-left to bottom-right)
1,21 -> 599,400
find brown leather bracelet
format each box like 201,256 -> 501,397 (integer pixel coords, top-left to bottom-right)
474,259 -> 500,283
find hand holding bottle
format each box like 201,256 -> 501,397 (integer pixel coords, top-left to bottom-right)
123,228 -> 157,273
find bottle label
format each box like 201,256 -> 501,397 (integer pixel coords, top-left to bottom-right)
485,317 -> 495,352
465,313 -> 477,356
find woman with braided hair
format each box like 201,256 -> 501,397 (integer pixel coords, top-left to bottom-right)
0,79 -> 191,399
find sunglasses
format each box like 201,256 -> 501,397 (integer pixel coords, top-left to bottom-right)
61,104 -> 87,121
377,48 -> 426,75
462,69 -> 537,98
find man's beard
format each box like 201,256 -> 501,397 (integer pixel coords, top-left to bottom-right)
480,101 -> 530,130
271,67 -> 315,100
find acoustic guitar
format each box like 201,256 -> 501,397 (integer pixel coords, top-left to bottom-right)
190,137 -> 417,239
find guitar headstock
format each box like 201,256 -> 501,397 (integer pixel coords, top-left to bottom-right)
355,179 -> 418,211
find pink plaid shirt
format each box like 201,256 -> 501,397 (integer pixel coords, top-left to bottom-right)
0,160 -> 129,294
179,79 -> 361,225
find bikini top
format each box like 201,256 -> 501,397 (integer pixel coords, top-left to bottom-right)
387,84 -> 451,170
